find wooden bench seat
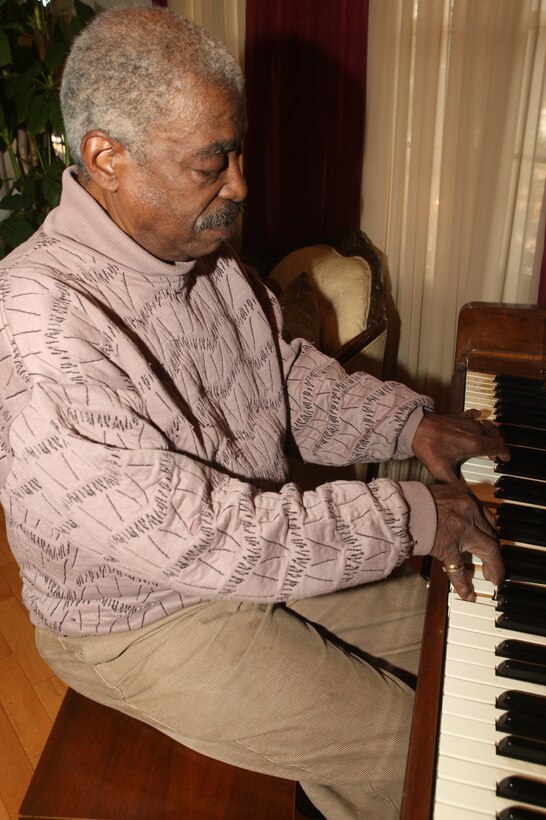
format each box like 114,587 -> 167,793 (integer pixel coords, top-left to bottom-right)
19,688 -> 295,820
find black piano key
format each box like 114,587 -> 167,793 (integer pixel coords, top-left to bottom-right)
498,426 -> 546,451
499,506 -> 546,523
495,374 -> 546,394
496,640 -> 546,666
497,582 -> 546,612
497,735 -> 546,766
496,476 -> 546,507
497,775 -> 546,810
497,612 -> 546,638
498,506 -> 546,529
495,374 -> 546,391
496,690 -> 546,718
496,660 -> 546,687
495,387 -> 546,402
495,387 -> 546,404
495,392 -> 546,408
495,404 -> 546,430
502,547 -> 546,584
496,449 -> 546,481
498,507 -> 546,547
495,393 -> 546,409
496,375 -> 546,392
498,807 -> 546,820
500,528 -> 546,548
496,710 -> 546,741
496,390 -> 546,408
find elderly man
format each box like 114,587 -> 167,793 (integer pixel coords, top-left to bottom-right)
0,8 -> 507,819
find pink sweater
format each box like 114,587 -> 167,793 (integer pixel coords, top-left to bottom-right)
0,169 -> 435,636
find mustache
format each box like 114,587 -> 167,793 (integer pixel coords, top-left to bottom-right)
195,200 -> 246,232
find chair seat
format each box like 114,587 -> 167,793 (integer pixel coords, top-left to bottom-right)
19,689 -> 295,820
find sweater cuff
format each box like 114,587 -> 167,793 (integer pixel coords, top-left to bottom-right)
398,406 -> 425,457
400,481 -> 436,556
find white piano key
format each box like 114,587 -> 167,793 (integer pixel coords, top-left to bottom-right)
433,802 -> 491,819
443,675 -> 500,705
447,595 -> 546,647
462,458 -> 497,479
501,538 -> 546,551
441,694 -> 497,724
434,776 -> 514,816
447,628 -> 498,653
447,625 -> 546,653
431,369 -> 546,818
446,642 -> 497,668
436,734 -> 546,778
438,712 -> 501,744
443,655 -> 546,698
436,746 -> 526,787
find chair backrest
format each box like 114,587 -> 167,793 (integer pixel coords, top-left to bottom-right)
267,229 -> 387,379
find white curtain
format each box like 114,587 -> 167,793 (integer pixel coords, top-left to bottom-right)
362,0 -> 546,414
167,0 -> 246,69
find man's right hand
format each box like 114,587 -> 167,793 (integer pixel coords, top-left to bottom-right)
429,483 -> 505,602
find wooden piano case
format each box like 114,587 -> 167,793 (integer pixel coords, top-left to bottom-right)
400,302 -> 546,819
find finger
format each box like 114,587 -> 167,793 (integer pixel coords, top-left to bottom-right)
481,551 -> 505,585
471,504 -> 498,541
482,504 -> 497,531
462,408 -> 482,420
479,420 -> 511,461
467,533 -> 505,585
446,564 -> 476,602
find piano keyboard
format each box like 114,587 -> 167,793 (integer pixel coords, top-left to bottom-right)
433,371 -> 546,819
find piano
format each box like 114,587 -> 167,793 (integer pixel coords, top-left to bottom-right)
400,302 -> 546,820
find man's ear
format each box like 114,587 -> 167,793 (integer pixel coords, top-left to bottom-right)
80,130 -> 126,192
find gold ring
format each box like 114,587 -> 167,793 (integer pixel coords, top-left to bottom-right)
442,562 -> 464,574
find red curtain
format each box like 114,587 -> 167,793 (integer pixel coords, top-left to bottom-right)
242,0 -> 369,260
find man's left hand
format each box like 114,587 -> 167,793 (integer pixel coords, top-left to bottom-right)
412,409 -> 510,485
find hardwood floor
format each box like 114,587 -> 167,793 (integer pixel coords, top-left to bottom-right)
0,507 -> 67,820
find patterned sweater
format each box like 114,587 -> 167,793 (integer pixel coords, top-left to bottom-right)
0,168 -> 435,636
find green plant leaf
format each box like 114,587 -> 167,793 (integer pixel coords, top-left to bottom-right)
20,175 -> 36,198
0,189 -> 34,210
42,173 -> 61,208
47,92 -> 63,133
44,40 -> 66,74
0,29 -> 11,67
1,22 -> 25,34
27,93 -> 48,134
0,213 -> 35,250
5,62 -> 42,98
15,85 -> 34,124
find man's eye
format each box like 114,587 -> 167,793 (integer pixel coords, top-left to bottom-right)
198,168 -> 221,181
192,153 -> 230,183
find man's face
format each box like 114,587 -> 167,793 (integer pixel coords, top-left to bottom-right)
105,84 -> 247,262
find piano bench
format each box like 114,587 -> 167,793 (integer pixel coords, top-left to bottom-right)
19,688 -> 296,820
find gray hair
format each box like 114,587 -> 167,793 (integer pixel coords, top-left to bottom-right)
61,6 -> 245,172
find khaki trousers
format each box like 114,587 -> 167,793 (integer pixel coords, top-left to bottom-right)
36,567 -> 426,819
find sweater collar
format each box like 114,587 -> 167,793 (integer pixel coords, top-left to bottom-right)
44,167 -> 200,279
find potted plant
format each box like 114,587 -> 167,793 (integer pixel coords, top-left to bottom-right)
0,0 -> 94,256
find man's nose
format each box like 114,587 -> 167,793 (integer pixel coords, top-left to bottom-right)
219,154 -> 247,202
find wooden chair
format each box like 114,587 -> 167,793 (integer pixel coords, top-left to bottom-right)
258,228 -> 388,379
19,688 -> 296,820
262,229 -> 388,488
